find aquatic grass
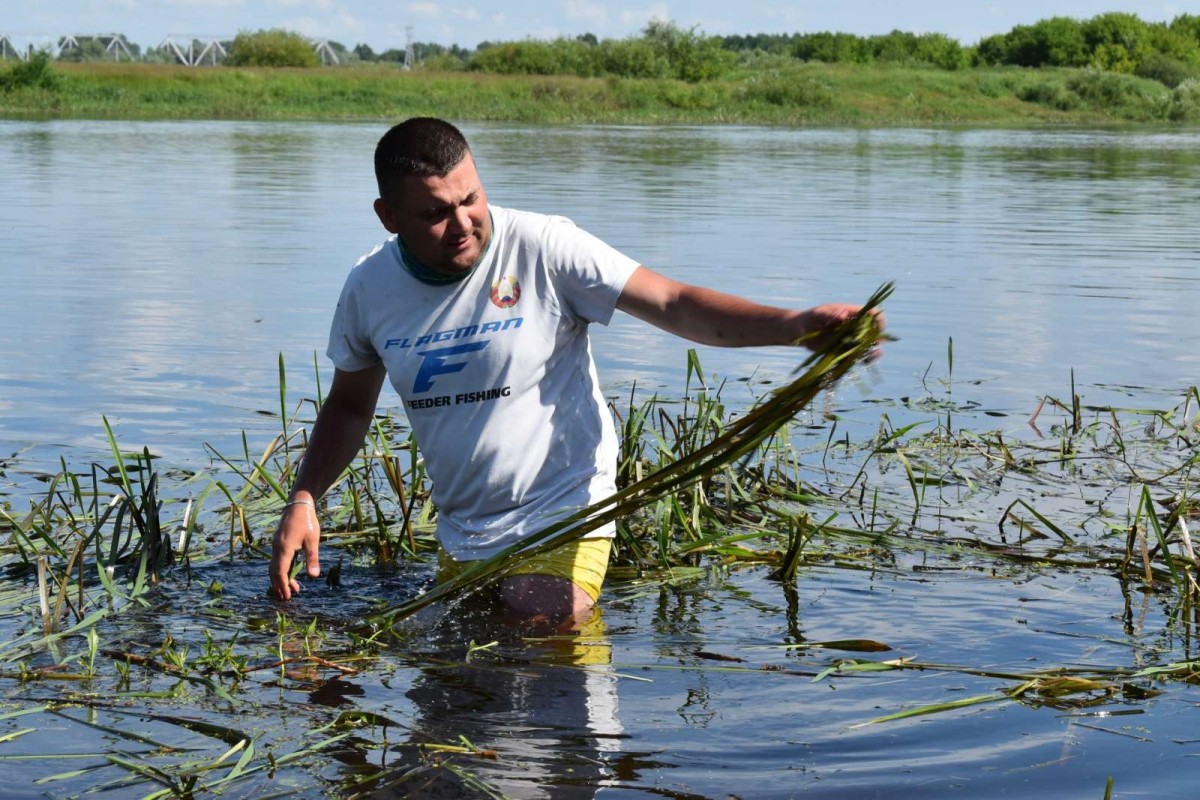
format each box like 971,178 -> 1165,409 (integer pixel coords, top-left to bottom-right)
6,301 -> 1200,794
202,354 -> 436,565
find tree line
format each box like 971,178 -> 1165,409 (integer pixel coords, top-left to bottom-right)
5,13 -> 1200,89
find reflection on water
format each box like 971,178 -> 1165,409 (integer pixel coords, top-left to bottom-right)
362,611 -> 620,799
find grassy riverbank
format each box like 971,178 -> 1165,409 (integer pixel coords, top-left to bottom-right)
3,59 -> 1199,125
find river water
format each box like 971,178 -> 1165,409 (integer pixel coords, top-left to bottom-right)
1,120 -> 1200,798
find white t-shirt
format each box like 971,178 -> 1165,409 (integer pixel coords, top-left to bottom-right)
327,205 -> 640,560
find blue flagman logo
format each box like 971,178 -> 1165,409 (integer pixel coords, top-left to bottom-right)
413,341 -> 489,393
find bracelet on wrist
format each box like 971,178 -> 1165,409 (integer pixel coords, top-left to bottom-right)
284,498 -> 316,510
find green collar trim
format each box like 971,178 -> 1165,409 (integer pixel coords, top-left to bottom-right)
396,211 -> 494,286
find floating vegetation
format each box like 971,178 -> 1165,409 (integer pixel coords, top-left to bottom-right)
2,285 -> 1200,794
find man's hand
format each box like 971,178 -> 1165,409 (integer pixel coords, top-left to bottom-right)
270,502 -> 321,600
796,303 -> 886,357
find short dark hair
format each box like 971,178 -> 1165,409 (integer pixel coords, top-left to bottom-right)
374,117 -> 471,200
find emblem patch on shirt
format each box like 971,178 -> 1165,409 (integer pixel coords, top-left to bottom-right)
490,275 -> 521,308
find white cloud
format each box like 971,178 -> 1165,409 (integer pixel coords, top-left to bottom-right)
491,12 -> 506,25
282,15 -> 321,37
269,0 -> 334,9
760,6 -> 802,28
408,2 -> 440,16
621,3 -> 670,27
565,1 -> 607,26
337,11 -> 366,38
463,7 -> 481,21
160,0 -> 245,8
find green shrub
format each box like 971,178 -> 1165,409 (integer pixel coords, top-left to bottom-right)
870,30 -> 922,63
976,73 -> 1018,98
793,32 -> 869,63
911,33 -> 969,70
1136,51 -> 1200,87
226,29 -> 320,68
1164,77 -> 1200,120
1067,67 -> 1148,105
470,39 -> 605,77
793,29 -> 964,69
1144,23 -> 1200,63
1082,12 -> 1149,53
420,53 -> 466,72
0,50 -> 61,91
976,18 -> 1089,67
601,38 -> 669,79
642,20 -> 734,82
466,25 -> 732,82
740,73 -> 834,107
1016,80 -> 1079,110
656,80 -> 725,109
1171,14 -> 1200,44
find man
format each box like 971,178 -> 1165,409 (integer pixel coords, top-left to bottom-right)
270,117 -> 881,617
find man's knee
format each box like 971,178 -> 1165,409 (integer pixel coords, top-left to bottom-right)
501,573 -> 595,618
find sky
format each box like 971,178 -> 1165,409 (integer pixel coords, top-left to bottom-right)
1,1 -> 1192,53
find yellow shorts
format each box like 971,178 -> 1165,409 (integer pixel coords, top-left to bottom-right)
437,537 -> 612,602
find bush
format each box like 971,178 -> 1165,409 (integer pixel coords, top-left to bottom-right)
1067,68 -> 1149,105
1171,14 -> 1200,44
226,29 -> 320,68
471,42 -> 543,74
419,53 -> 466,72
470,39 -> 605,77
642,20 -> 735,82
1017,80 -> 1080,110
1144,23 -> 1200,63
466,25 -> 733,81
740,73 -> 834,107
794,31 -> 870,63
870,30 -> 922,63
912,33 -> 969,69
602,38 -> 669,79
976,74 -> 1018,98
1082,12 -> 1149,53
1164,77 -> 1200,120
976,18 -> 1089,67
0,51 -> 61,91
1136,51 -> 1200,87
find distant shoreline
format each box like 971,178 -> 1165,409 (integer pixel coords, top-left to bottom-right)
1,61 -> 1197,126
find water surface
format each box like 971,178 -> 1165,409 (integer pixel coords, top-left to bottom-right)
1,121 -> 1199,798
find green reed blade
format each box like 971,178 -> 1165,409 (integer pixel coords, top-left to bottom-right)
1000,498 -> 1073,544
101,415 -> 133,498
1141,485 -> 1181,589
49,710 -> 181,750
313,350 -> 325,410
0,705 -> 53,722
0,728 -> 34,744
33,763 -> 109,784
852,692 -> 1009,727
103,751 -> 178,790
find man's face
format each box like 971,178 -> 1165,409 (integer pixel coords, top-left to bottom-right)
374,154 -> 492,277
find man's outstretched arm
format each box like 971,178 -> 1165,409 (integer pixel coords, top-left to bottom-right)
269,363 -> 387,600
615,266 -> 881,350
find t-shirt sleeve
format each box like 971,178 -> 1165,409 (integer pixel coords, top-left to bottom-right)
542,217 -> 640,325
326,271 -> 381,372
